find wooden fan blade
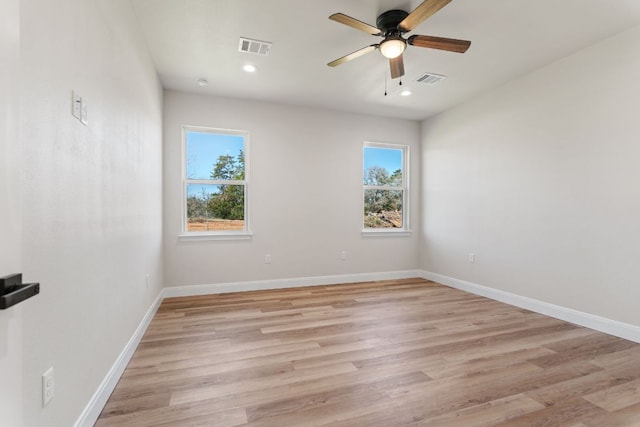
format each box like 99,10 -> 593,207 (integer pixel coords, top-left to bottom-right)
398,0 -> 452,32
327,45 -> 378,67
408,35 -> 471,53
329,13 -> 382,36
390,54 -> 405,79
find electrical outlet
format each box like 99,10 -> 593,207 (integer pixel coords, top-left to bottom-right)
265,254 -> 272,264
468,253 -> 475,263
42,367 -> 55,407
340,250 -> 347,261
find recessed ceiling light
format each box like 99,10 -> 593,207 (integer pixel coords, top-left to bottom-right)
197,78 -> 208,86
243,64 -> 257,73
400,90 -> 412,97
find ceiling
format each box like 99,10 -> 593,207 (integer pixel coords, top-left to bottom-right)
130,0 -> 640,121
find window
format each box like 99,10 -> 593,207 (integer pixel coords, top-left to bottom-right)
363,142 -> 409,232
182,126 -> 249,236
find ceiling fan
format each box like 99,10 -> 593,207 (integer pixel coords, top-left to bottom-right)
327,0 -> 471,79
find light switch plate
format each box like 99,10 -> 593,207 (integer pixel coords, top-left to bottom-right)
80,97 -> 88,125
72,92 -> 81,120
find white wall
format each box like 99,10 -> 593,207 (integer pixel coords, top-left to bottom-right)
421,24 -> 640,327
17,0 -> 163,426
164,91 -> 420,287
0,0 -> 23,425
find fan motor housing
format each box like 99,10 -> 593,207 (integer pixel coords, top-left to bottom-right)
376,10 -> 409,32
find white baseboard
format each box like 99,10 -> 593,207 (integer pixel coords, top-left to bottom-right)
421,270 -> 640,344
74,291 -> 164,427
163,270 -> 424,298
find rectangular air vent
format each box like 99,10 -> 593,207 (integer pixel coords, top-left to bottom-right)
416,72 -> 447,86
238,37 -> 272,56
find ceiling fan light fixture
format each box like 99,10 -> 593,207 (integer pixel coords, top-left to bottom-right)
380,37 -> 406,59
327,1 -> 472,80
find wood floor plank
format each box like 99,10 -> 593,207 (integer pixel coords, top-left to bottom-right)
524,369 -> 630,407
96,279 -> 640,426
583,402 -> 640,426
244,371 -> 430,423
590,346 -> 640,369
489,397 -> 608,426
583,377 -> 640,412
169,362 -> 359,406
338,393 -> 545,427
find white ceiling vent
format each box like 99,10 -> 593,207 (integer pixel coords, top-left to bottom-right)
416,72 -> 447,86
238,37 -> 272,56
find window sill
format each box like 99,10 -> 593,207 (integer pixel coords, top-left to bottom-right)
178,232 -> 253,242
361,229 -> 412,237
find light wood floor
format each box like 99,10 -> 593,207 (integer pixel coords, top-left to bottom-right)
96,278 -> 640,426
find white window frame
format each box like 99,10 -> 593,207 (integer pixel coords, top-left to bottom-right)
180,125 -> 251,240
362,141 -> 411,236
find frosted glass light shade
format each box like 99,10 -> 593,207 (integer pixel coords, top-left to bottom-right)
380,38 -> 406,59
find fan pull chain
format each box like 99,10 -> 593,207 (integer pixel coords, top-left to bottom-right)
384,70 -> 388,96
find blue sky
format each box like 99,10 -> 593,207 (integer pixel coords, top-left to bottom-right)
363,146 -> 403,177
186,131 -> 244,180
186,131 -> 244,197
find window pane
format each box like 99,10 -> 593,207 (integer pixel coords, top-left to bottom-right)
363,147 -> 402,186
364,189 -> 403,229
186,131 -> 245,180
186,184 -> 245,231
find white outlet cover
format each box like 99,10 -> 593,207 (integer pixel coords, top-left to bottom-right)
42,367 -> 55,407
